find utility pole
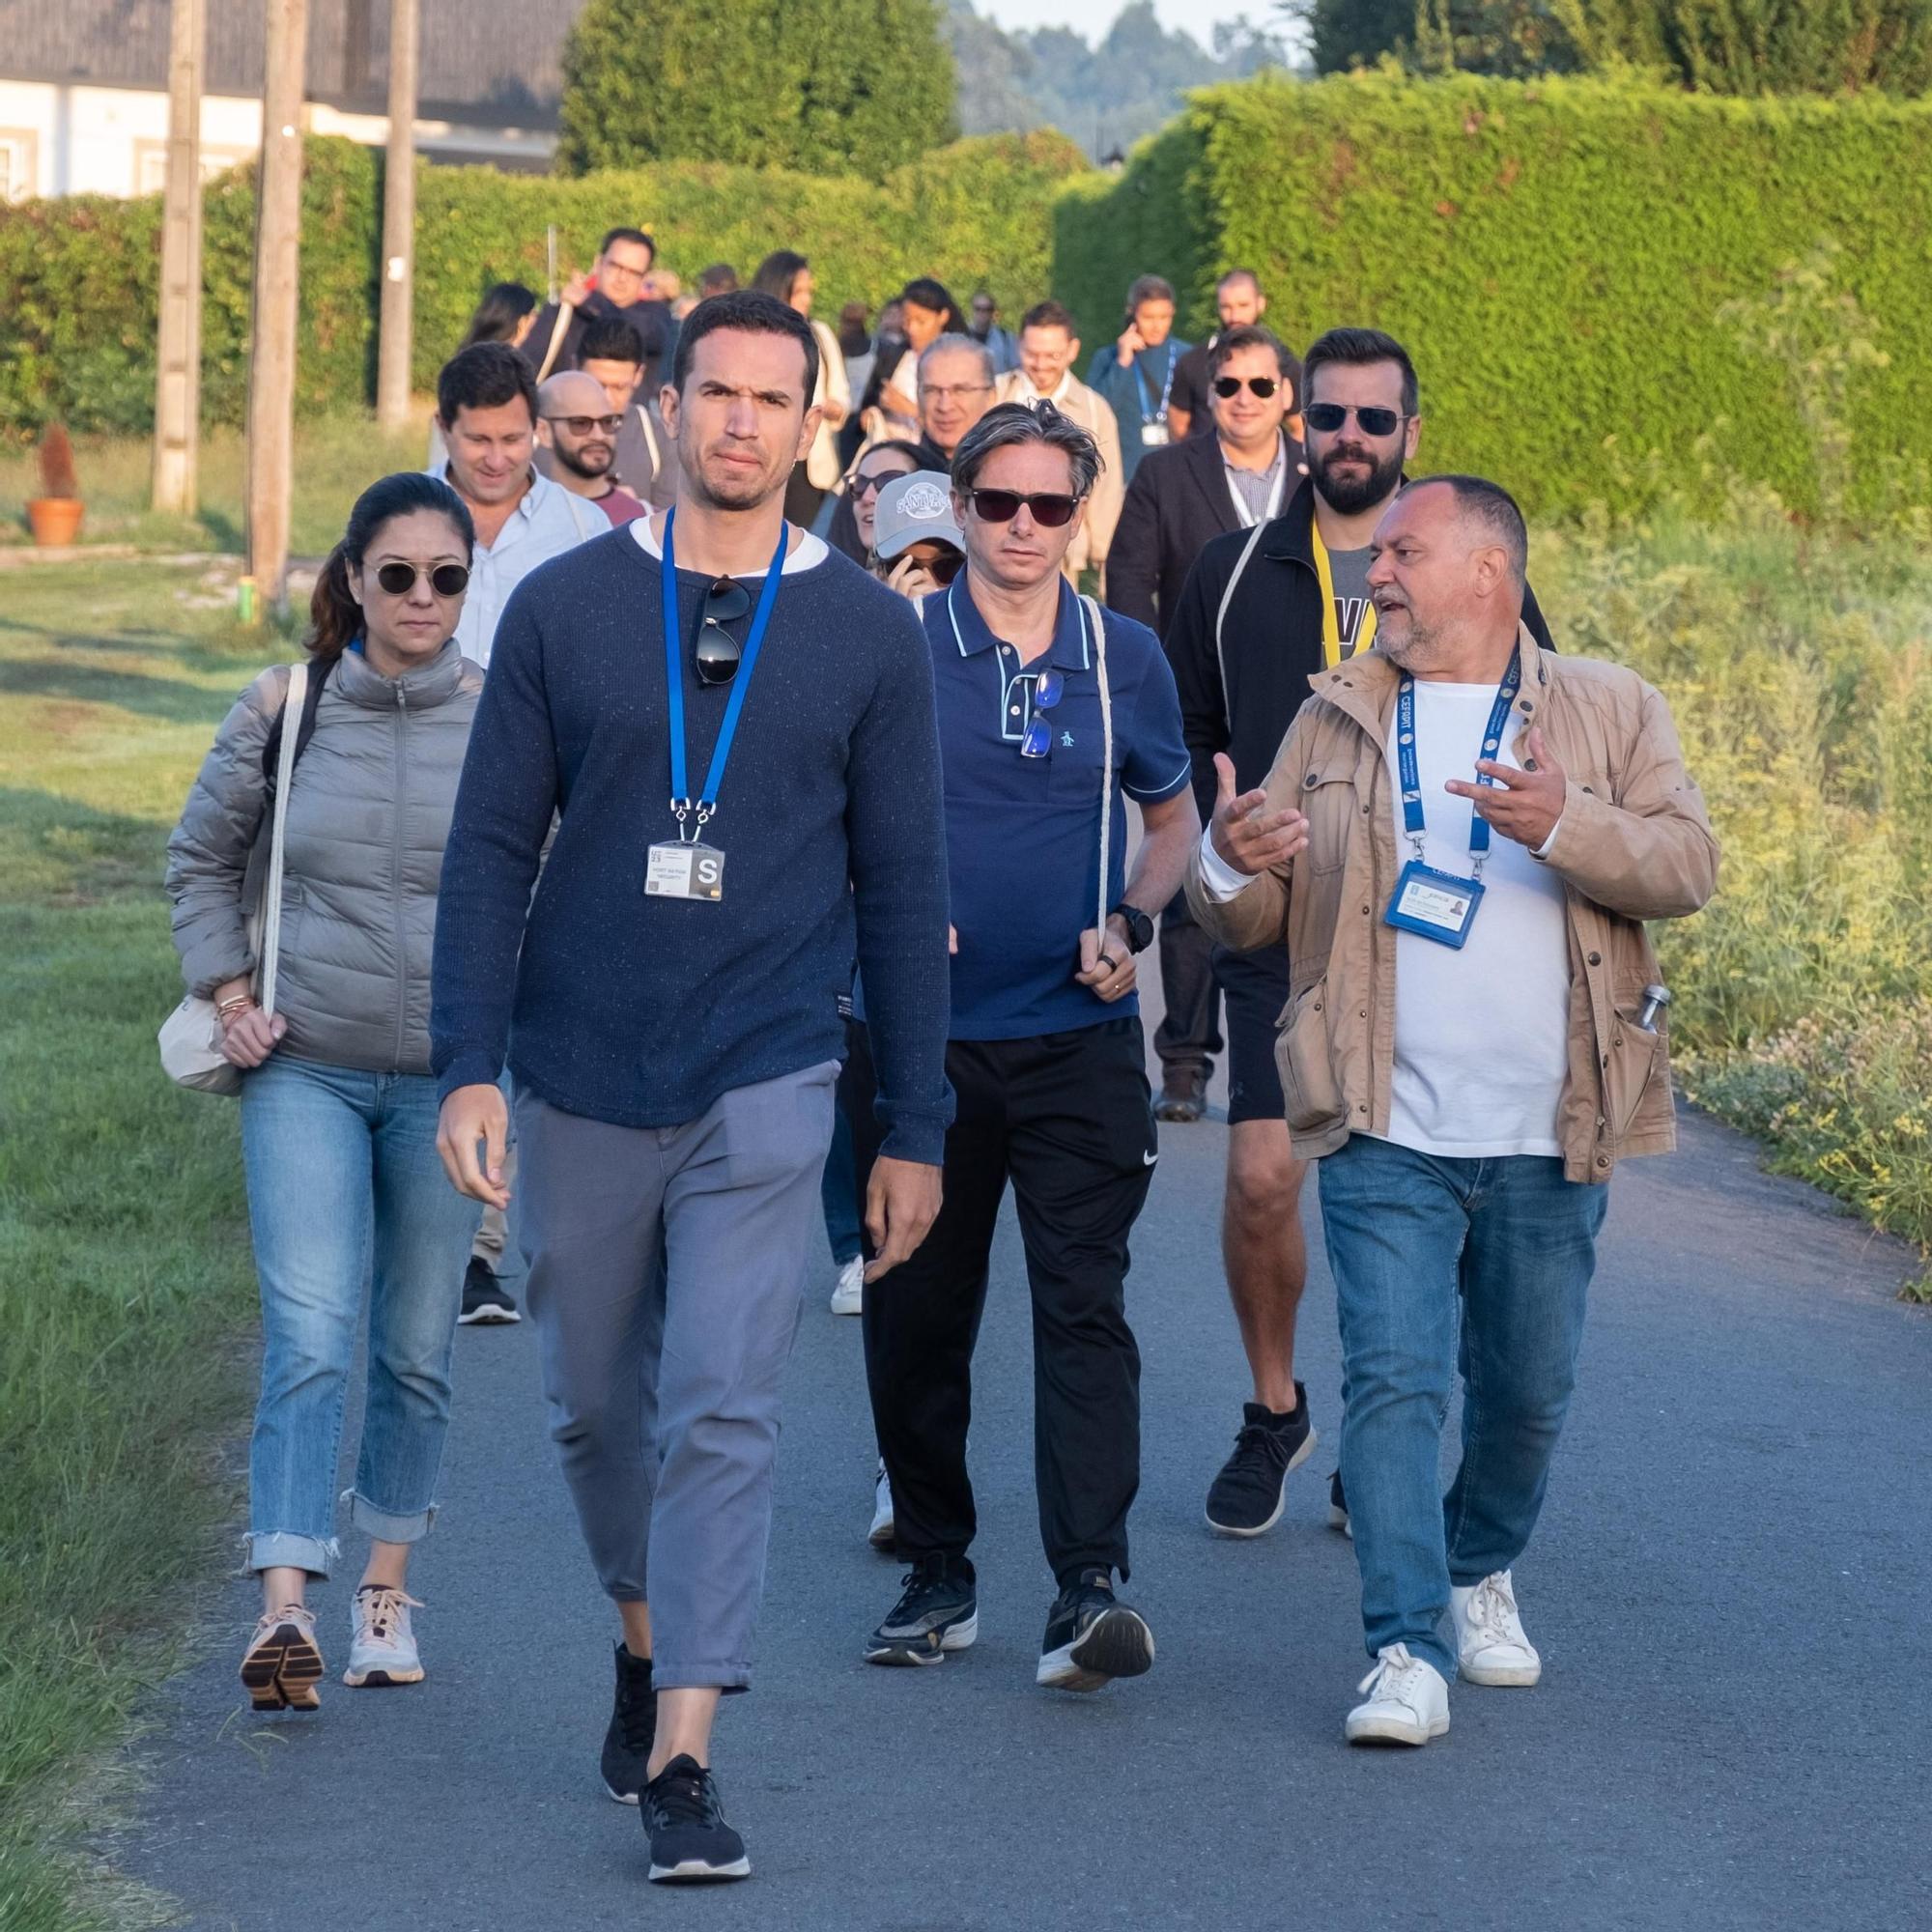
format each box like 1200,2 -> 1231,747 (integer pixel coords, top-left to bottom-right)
375,0 -> 418,431
152,0 -> 207,515
245,0 -> 308,612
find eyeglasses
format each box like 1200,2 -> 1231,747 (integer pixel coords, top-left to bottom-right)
852,469 -> 914,500
1020,668 -> 1065,758
1304,403 -> 1407,438
373,561 -> 469,597
966,489 -> 1080,529
923,384 -> 994,405
1213,375 -> 1280,400
695,578 -> 752,685
543,413 -> 625,437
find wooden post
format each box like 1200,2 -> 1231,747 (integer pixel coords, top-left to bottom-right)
245,0 -> 309,612
375,0 -> 418,431
152,0 -> 207,515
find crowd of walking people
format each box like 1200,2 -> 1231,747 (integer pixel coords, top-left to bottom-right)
163,223 -> 1719,1885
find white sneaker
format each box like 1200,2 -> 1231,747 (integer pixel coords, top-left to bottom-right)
830,1255 -> 865,1316
867,1460 -> 895,1549
1345,1644 -> 1450,1746
344,1584 -> 425,1688
1451,1570 -> 1541,1686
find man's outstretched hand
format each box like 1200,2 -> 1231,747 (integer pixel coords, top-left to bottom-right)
1208,753 -> 1308,877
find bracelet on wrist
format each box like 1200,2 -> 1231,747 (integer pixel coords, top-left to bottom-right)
215,997 -> 255,1019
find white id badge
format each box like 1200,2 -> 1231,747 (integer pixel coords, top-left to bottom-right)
645,841 -> 725,901
1384,859 -> 1483,949
1141,420 -> 1171,448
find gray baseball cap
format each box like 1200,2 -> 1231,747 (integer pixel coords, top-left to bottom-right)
872,470 -> 966,561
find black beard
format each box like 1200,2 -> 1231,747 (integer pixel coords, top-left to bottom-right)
557,448 -> 611,482
1312,442 -> 1404,516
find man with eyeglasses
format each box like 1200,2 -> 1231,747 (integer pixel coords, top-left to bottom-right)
846,401 -> 1199,1696
433,291 -> 951,1883
535,371 -> 647,527
993,298 -> 1125,590
528,224 -> 677,396
1105,324 -> 1304,1126
1163,326 -> 1556,1544
915,333 -> 999,468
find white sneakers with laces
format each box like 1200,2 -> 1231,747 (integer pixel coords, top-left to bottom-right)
1450,1569 -> 1542,1686
344,1584 -> 426,1688
830,1255 -> 865,1317
867,1459 -> 895,1549
1346,1643 -> 1451,1746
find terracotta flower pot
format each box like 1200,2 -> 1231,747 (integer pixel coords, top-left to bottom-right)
27,498 -> 84,547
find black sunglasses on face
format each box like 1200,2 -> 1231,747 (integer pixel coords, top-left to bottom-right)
852,469 -> 912,500
695,578 -> 753,686
1213,375 -> 1279,400
544,412 -> 625,437
373,561 -> 469,597
902,547 -> 964,587
966,489 -> 1080,528
1303,402 -> 1406,438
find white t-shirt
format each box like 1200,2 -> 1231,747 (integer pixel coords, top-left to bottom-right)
1197,679 -> 1572,1158
1381,682 -> 1569,1158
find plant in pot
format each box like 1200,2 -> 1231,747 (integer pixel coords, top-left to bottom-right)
27,422 -> 84,547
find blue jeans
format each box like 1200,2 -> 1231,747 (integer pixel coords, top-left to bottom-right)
820,1105 -> 863,1266
239,1056 -> 483,1577
1319,1135 -> 1606,1679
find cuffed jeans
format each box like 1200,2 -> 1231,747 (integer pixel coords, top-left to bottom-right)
239,1056 -> 483,1577
515,1063 -> 838,1691
1319,1135 -> 1606,1680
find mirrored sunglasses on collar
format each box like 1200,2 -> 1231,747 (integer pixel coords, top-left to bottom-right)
1212,374 -> 1279,400
695,577 -> 753,686
1303,402 -> 1406,438
967,488 -> 1079,528
374,561 -> 470,597
1019,667 -> 1065,758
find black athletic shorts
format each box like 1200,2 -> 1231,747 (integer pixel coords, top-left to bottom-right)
1212,943 -> 1293,1126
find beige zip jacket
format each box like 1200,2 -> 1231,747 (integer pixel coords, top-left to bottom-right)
1185,628 -> 1719,1182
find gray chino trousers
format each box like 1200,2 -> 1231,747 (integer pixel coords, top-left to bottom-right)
515,1061 -> 838,1690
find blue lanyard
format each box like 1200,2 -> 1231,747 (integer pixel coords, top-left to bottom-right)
1395,651 -> 1521,872
1134,344 -> 1177,424
660,509 -> 788,839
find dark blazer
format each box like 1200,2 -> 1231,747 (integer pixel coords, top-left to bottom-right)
1166,474 -> 1557,831
1105,431 -> 1304,640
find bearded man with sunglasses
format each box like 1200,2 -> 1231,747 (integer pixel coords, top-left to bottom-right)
535,371 -> 646,527
1163,327 -> 1558,1543
846,401 -> 1200,1694
432,291 -> 951,1884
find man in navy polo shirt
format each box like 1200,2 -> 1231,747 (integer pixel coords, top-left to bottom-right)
848,401 -> 1200,1691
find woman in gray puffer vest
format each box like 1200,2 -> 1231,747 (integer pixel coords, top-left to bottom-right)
166,472 -> 485,1712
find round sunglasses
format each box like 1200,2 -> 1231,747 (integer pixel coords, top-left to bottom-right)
966,488 -> 1080,529
1303,403 -> 1407,438
1212,375 -> 1280,400
373,561 -> 470,597
695,577 -> 753,686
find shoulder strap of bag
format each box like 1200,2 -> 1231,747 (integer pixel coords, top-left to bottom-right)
1213,516 -> 1269,735
1082,594 -> 1114,937
534,301 -> 575,384
256,663 -> 306,1018
260,655 -> 330,788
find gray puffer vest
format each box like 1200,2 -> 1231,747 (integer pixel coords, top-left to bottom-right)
165,641 -> 483,1075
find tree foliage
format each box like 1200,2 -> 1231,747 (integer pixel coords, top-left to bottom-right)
1296,0 -> 1932,92
556,0 -> 958,177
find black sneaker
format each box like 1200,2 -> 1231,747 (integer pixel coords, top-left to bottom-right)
1204,1385 -> 1316,1538
1328,1469 -> 1351,1539
864,1552 -> 978,1666
459,1258 -> 520,1325
599,1642 -> 655,1804
1036,1569 -> 1154,1691
641,1754 -> 750,1883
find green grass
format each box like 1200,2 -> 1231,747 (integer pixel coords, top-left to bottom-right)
0,563 -> 280,1930
0,416 -> 436,559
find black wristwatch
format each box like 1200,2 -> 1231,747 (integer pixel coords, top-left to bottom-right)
1110,903 -> 1154,954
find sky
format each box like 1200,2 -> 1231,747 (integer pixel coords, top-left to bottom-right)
976,0 -> 1243,41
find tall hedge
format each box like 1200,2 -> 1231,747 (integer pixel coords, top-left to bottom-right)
1055,71 -> 1932,518
0,130 -> 1089,438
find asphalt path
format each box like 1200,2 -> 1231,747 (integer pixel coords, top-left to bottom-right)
121,1024 -> 1932,1929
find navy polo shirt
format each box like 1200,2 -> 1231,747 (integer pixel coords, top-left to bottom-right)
925,572 -> 1191,1040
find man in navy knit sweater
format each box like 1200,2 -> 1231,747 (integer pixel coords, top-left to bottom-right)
432,292 -> 951,1884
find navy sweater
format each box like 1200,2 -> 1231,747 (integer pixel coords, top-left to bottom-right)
432,526 -> 952,1163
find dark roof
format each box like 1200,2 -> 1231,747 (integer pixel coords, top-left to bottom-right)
0,0 -> 590,126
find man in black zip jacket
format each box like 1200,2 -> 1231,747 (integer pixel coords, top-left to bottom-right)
1166,327 -> 1554,1541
